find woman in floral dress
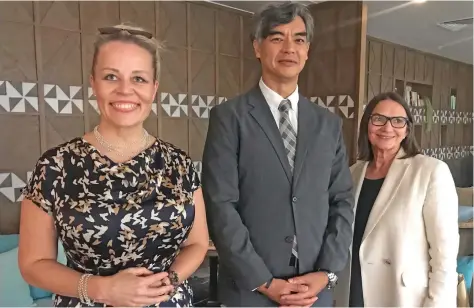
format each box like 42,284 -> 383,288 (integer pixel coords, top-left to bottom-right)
18,24 -> 209,307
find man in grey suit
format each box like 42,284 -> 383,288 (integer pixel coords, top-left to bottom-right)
201,2 -> 354,307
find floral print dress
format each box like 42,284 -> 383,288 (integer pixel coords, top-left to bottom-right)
22,137 -> 200,307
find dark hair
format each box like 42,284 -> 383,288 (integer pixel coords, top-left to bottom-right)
357,92 -> 421,161
250,2 -> 314,43
91,23 -> 163,81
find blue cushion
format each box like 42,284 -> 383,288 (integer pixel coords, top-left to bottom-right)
458,256 -> 474,292
29,241 -> 67,300
0,234 -> 19,253
0,247 -> 34,306
459,205 -> 474,222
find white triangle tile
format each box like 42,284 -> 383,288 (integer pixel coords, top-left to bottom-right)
219,97 -> 227,104
0,95 -> 10,111
340,106 -> 349,118
207,96 -> 214,105
169,95 -> 178,106
72,99 -> 83,112
151,104 -> 157,115
181,105 -> 188,116
0,187 -> 15,202
56,86 -> 69,100
6,82 -> 21,98
178,94 -> 186,104
88,87 -> 95,98
327,96 -> 335,106
11,173 -> 25,188
22,82 -> 36,96
45,98 -> 59,113
27,172 -> 32,182
317,97 -> 324,106
89,100 -> 100,114
11,99 -> 25,112
338,95 -> 347,105
199,96 -> 206,107
60,102 -> 73,114
162,104 -> 171,116
310,97 -> 317,103
171,107 -> 181,117
192,106 -> 200,117
16,194 -> 24,202
0,173 -> 9,185
192,95 -> 198,104
44,84 -> 55,96
347,96 -> 354,107
202,109 -> 209,118
328,107 -> 336,113
26,97 -> 38,111
161,92 -> 169,102
70,86 -> 81,98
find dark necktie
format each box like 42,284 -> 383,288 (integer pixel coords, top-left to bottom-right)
278,99 -> 298,268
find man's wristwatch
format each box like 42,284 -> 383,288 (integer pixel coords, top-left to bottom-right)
319,270 -> 338,289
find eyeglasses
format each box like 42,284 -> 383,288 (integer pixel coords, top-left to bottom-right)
98,27 -> 153,39
369,113 -> 409,128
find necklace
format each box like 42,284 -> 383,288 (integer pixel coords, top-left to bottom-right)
93,126 -> 150,158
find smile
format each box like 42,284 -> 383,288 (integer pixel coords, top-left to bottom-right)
378,136 -> 394,139
110,102 -> 139,112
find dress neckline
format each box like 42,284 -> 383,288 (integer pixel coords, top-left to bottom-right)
75,137 -> 160,166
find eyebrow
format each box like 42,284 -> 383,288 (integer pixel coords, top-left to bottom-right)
102,67 -> 150,74
268,30 -> 307,37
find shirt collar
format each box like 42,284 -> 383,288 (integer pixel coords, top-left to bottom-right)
259,78 -> 299,111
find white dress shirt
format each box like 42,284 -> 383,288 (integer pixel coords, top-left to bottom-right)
259,78 -> 299,133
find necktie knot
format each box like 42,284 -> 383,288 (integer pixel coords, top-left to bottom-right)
278,99 -> 291,113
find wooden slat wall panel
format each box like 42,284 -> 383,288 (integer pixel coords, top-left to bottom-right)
301,1 -> 367,163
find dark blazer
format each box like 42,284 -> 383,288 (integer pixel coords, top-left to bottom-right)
201,85 -> 355,307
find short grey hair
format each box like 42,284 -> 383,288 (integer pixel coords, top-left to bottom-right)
250,2 -> 314,43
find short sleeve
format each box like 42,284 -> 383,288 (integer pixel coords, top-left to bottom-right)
22,152 -> 62,216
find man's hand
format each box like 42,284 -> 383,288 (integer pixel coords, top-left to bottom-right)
258,278 -> 309,304
279,272 -> 328,307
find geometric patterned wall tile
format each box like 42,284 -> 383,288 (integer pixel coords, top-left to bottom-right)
455,112 -> 463,124
433,109 -> 440,123
192,95 -> 214,119
423,146 -> 473,161
218,97 -> 228,105
448,110 -> 455,124
193,161 -> 202,181
0,172 -> 31,202
0,81 -> 38,113
440,110 -> 448,124
44,84 -> 83,114
87,86 -> 99,114
310,95 -> 355,119
161,93 -> 187,117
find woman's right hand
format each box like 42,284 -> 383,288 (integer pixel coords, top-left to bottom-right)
95,267 -> 175,307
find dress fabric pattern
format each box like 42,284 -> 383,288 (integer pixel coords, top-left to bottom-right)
22,137 -> 200,307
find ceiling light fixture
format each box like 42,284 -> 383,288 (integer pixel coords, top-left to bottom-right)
413,0 -> 427,3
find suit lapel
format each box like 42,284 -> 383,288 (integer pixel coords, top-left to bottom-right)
362,153 -> 411,243
248,86 -> 292,182
293,98 -> 316,187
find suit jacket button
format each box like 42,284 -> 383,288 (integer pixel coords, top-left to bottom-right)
285,236 -> 293,243
292,197 -> 297,202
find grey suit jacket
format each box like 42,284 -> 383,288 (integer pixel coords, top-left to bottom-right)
201,85 -> 355,306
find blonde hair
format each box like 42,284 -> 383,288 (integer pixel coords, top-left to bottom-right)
91,23 -> 163,81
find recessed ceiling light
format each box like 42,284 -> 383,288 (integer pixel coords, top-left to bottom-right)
413,0 -> 426,3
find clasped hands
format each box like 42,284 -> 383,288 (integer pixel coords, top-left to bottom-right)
258,272 -> 329,307
100,267 -> 175,307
